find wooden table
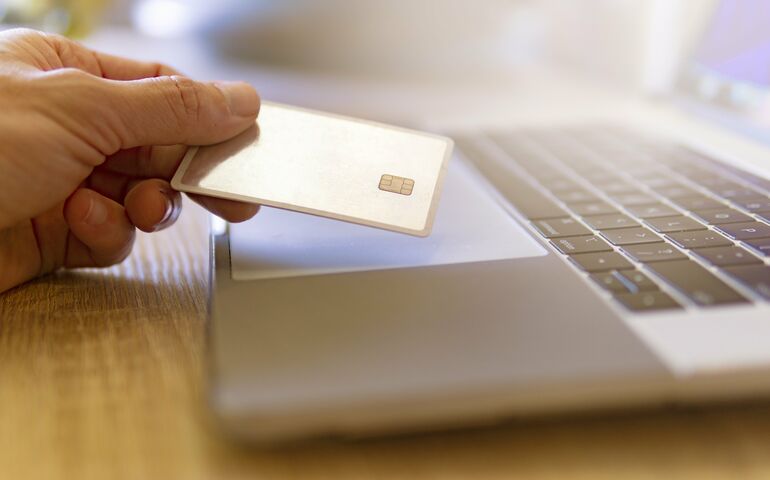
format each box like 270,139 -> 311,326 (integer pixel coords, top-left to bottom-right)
2,202 -> 770,480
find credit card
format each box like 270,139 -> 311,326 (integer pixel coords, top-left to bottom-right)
171,102 -> 453,237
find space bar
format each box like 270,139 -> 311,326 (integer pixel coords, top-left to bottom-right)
456,137 -> 567,220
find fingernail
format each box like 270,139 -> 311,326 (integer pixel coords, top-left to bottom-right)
215,81 -> 260,117
84,197 -> 108,226
154,196 -> 175,231
153,192 -> 181,232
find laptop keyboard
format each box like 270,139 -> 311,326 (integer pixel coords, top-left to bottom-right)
454,127 -> 770,312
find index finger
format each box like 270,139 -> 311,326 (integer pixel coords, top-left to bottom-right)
90,50 -> 183,80
46,31 -> 183,80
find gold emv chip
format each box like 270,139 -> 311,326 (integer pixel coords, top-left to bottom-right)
379,174 -> 415,196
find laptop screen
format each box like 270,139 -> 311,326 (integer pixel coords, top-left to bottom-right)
682,0 -> 770,129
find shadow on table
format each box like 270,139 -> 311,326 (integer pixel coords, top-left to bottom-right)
213,400 -> 770,478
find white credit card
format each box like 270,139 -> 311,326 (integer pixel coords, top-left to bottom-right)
171,102 -> 453,237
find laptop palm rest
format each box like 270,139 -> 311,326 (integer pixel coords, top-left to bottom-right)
229,157 -> 547,280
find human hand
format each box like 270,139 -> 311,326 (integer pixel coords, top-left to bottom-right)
0,28 -> 261,293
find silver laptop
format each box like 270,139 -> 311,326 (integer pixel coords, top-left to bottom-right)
208,1 -> 770,442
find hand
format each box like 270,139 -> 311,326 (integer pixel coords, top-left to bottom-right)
0,28 -> 261,293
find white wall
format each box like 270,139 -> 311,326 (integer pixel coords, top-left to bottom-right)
539,0 -> 718,91
116,0 -> 719,88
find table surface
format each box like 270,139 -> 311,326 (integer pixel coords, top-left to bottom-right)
2,203 -> 770,480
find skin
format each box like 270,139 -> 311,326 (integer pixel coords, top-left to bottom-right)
0,28 -> 261,293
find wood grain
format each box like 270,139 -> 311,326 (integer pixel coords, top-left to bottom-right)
2,201 -> 770,479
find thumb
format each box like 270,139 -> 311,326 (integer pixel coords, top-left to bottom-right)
105,76 -> 260,149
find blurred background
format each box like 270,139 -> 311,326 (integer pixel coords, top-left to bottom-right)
0,0 -> 721,122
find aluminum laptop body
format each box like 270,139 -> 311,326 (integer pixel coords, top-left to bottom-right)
208,1 -> 770,442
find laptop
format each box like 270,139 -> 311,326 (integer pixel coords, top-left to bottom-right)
207,0 -> 770,442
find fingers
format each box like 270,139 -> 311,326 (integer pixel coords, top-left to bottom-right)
0,28 -> 182,79
122,178 -> 259,226
63,188 -> 136,268
188,194 -> 260,223
87,51 -> 182,80
102,144 -> 188,179
124,179 -> 182,233
95,171 -> 256,229
10,29 -> 260,151
98,146 -> 261,224
104,76 -> 260,149
42,29 -> 183,79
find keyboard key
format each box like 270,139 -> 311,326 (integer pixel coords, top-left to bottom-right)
711,186 -> 758,200
724,265 -> 770,300
743,238 -> 770,257
551,235 -> 613,255
570,251 -> 633,272
736,197 -> 770,213
692,246 -> 762,267
595,181 -> 637,195
646,260 -> 748,306
582,213 -> 638,230
756,212 -> 770,224
644,215 -> 704,233
554,189 -> 599,203
532,218 -> 591,238
715,221 -> 770,240
625,203 -> 679,219
569,201 -> 618,216
637,176 -> 679,189
671,195 -> 724,212
591,270 -> 658,294
591,271 -> 631,294
601,227 -> 661,246
614,291 -> 682,312
541,177 -> 580,192
528,169 -> 562,181
582,171 -> 618,184
739,175 -> 770,193
699,177 -> 737,189
652,185 -> 699,199
674,165 -> 715,177
571,163 -> 601,175
621,243 -> 687,263
618,270 -> 660,292
666,230 -> 732,249
612,193 -> 658,206
456,137 -> 568,220
691,209 -> 753,225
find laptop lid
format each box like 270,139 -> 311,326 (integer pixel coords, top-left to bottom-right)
676,0 -> 770,143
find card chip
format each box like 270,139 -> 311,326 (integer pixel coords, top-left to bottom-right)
379,174 -> 415,196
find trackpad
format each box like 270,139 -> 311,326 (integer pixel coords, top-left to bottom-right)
229,157 -> 547,280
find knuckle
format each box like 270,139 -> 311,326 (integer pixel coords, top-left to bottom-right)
3,27 -> 47,43
8,27 -> 67,44
47,67 -> 92,82
32,68 -> 97,92
8,29 -> 72,59
23,68 -> 97,112
30,66 -> 103,110
42,31 -> 70,47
